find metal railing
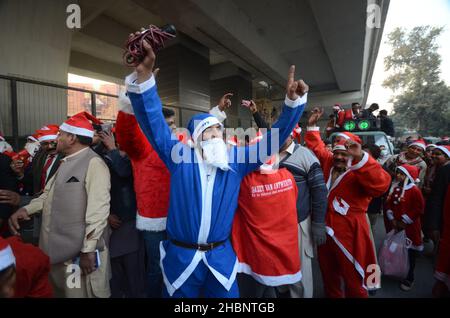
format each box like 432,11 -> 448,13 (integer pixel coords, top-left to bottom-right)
0,74 -> 254,151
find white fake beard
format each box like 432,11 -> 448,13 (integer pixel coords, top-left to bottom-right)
200,138 -> 230,171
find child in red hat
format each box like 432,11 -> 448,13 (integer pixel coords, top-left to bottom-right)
384,164 -> 425,291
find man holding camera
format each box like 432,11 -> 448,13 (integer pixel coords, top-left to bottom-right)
8,112 -> 111,298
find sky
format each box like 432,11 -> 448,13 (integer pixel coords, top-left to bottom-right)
366,0 -> 450,113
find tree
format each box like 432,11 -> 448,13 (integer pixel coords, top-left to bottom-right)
383,26 -> 450,136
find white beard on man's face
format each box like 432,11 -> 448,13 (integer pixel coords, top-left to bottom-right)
200,138 -> 230,171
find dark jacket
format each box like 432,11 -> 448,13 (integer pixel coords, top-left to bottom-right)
424,163 -> 450,232
280,144 -> 328,223
22,148 -> 62,195
380,117 -> 395,137
0,153 -> 19,219
102,149 -> 137,222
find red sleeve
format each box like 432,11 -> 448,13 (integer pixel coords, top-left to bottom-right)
350,152 -> 392,197
115,111 -> 149,161
27,252 -> 53,298
336,111 -> 345,127
403,187 -> 425,224
304,129 -> 333,168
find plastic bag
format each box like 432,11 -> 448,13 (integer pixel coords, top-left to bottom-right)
378,230 -> 410,279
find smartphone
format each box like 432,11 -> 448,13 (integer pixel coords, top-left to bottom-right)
72,250 -> 101,269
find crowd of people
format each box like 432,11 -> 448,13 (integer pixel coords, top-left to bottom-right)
0,38 -> 449,299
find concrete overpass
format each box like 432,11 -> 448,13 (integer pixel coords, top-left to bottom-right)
0,0 -> 389,138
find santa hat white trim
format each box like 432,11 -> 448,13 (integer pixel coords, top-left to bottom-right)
60,122 -> 94,138
27,136 -> 38,142
397,166 -> 419,184
38,134 -> 58,142
0,245 -> 15,271
408,142 -> 426,151
337,133 -> 351,140
435,146 -> 450,158
192,116 -> 222,144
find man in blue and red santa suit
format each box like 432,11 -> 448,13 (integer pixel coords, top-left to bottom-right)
124,37 -> 308,298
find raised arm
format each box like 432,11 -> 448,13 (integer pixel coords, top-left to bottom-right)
115,105 -> 149,161
124,38 -> 179,173
345,140 -> 391,197
304,107 -> 334,167
233,66 -> 308,176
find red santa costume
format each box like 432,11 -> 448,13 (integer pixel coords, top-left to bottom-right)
0,236 -> 53,298
384,164 -> 425,251
115,93 -> 171,231
232,163 -> 301,286
336,108 -> 359,128
305,128 -> 391,297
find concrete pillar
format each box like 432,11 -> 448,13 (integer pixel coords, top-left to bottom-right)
0,0 -> 73,138
155,34 -> 210,127
210,62 -> 253,129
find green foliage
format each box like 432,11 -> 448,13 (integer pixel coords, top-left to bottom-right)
383,26 -> 450,136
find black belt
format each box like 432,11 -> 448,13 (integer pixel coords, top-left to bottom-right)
170,239 -> 226,251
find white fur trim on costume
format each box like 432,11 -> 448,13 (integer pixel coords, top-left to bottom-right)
237,262 -> 302,286
136,214 -> 167,231
209,106 -> 227,123
118,91 -> 134,114
59,123 -> 94,138
125,72 -> 156,94
284,93 -> 308,108
401,214 -> 414,225
197,158 -> 217,244
202,254 -> 239,291
386,210 -> 394,221
37,134 -> 58,142
0,245 -> 15,271
160,242 -> 203,296
325,226 -> 380,290
306,126 -> 320,132
192,117 -> 222,145
349,151 -> 369,171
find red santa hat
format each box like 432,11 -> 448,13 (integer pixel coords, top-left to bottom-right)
335,132 -> 362,145
260,155 -> 278,174
0,237 -> 15,271
59,112 -> 95,138
37,125 -> 59,142
408,139 -> 426,151
333,104 -> 342,111
227,136 -> 239,147
332,139 -> 348,152
249,130 -> 263,145
397,164 -> 420,184
435,145 -> 450,158
27,132 -> 41,143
